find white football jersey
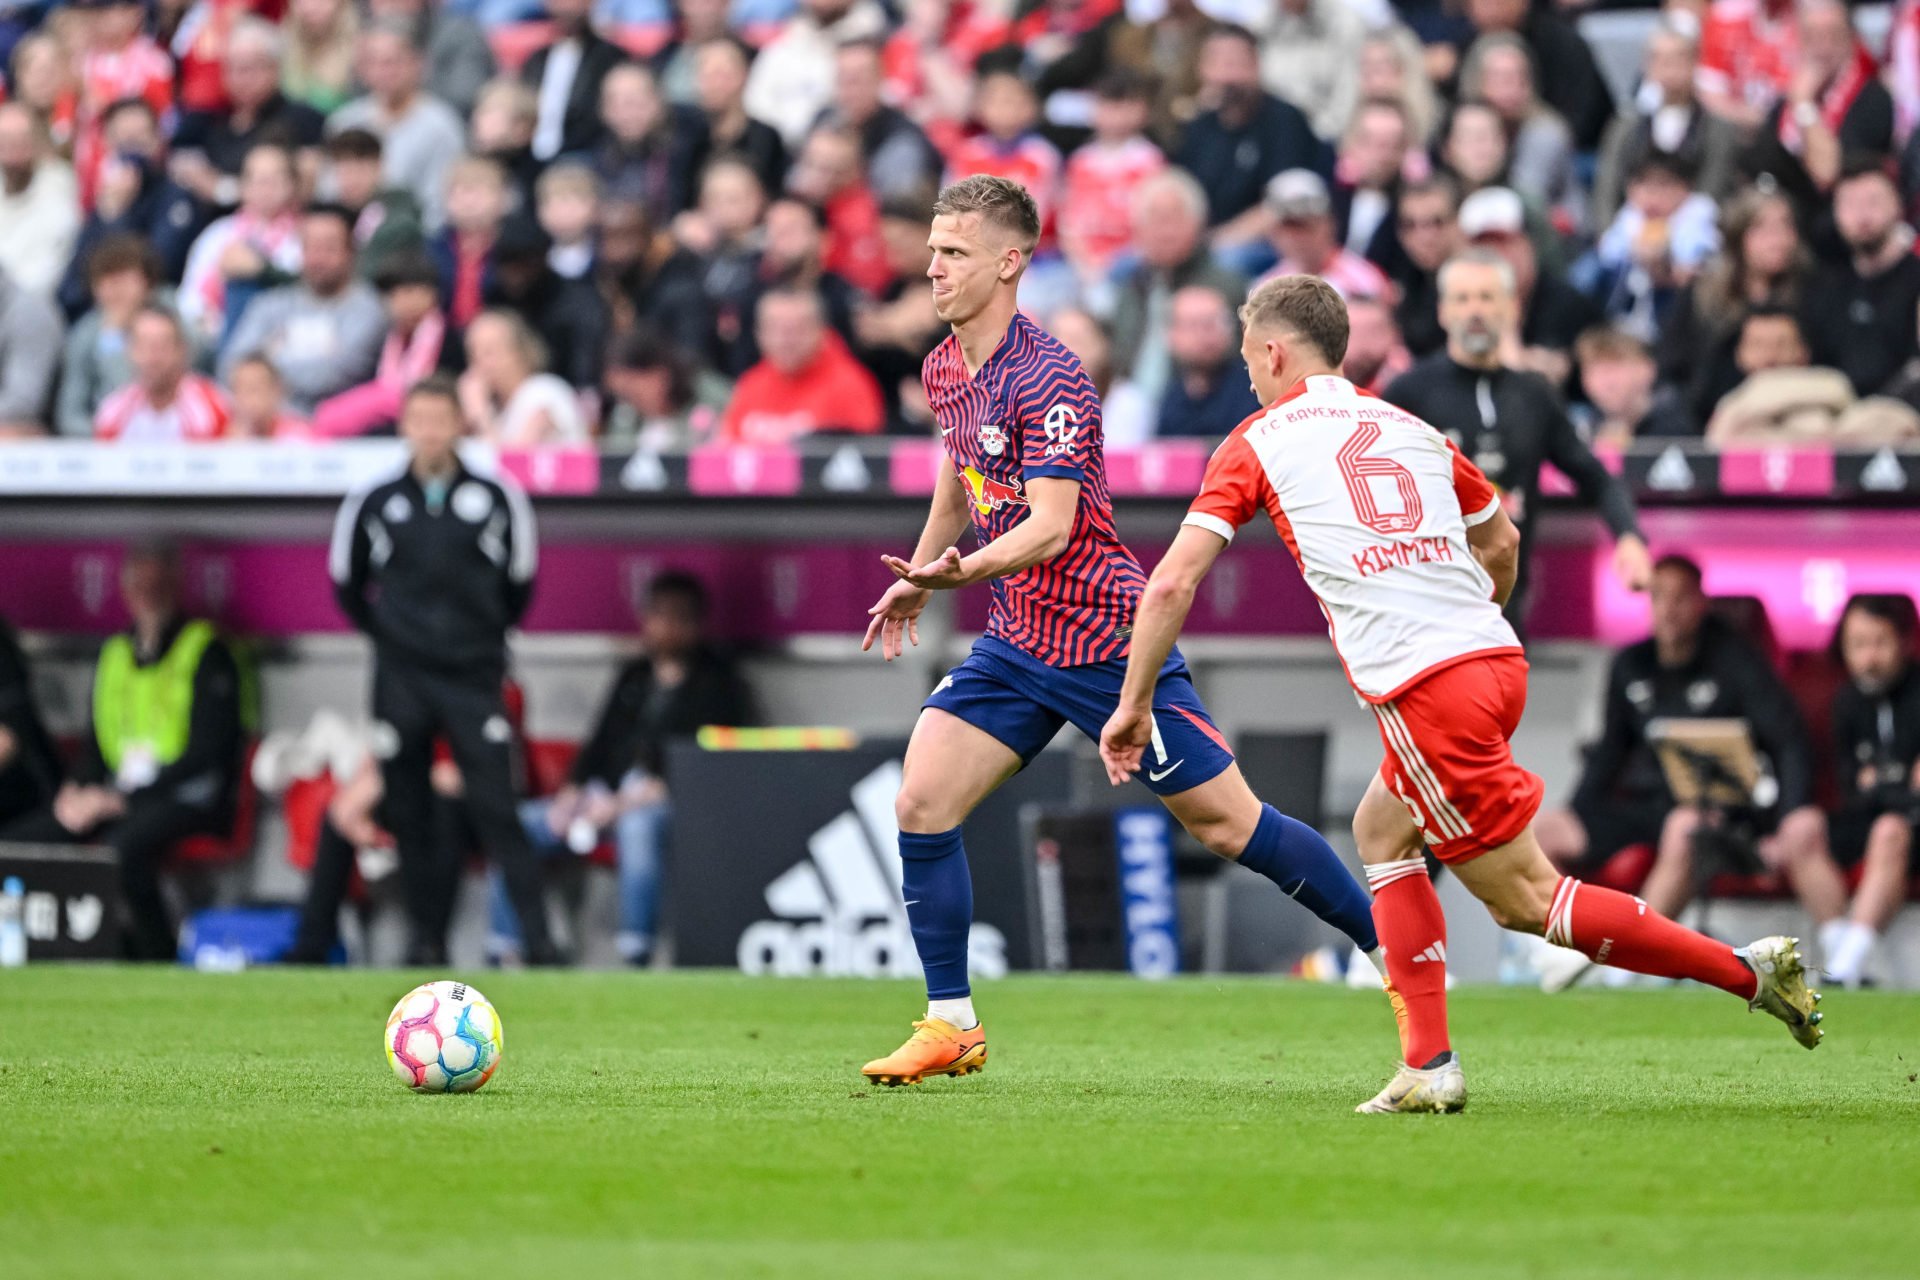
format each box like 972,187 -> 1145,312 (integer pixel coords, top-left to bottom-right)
1183,374 -> 1522,703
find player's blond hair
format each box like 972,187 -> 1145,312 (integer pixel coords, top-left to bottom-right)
931,175 -> 1041,253
1239,275 -> 1350,365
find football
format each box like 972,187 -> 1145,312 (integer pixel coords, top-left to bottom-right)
384,980 -> 503,1094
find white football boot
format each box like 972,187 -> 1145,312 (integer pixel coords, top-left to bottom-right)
1739,935 -> 1824,1049
1355,1052 -> 1468,1114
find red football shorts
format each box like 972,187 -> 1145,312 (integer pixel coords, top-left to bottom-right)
1368,652 -> 1544,864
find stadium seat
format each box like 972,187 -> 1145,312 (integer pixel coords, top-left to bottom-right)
1591,843 -> 1654,893
487,20 -> 672,73
1702,869 -> 1787,899
604,22 -> 673,59
280,774 -> 335,875
1784,649 -> 1846,812
1707,595 -> 1781,671
485,22 -> 554,74
168,741 -> 261,868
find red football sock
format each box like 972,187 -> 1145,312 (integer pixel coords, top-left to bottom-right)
1366,857 -> 1450,1067
1545,878 -> 1757,1000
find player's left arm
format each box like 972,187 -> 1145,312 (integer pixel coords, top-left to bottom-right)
1099,525 -> 1228,784
888,358 -> 1100,590
1542,390 -> 1650,590
884,476 -> 1079,589
1466,505 -> 1522,609
1452,440 -> 1521,608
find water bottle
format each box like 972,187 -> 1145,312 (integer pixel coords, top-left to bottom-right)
0,876 -> 26,968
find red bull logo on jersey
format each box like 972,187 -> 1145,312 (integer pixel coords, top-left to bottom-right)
962,465 -> 1028,514
978,423 -> 1009,456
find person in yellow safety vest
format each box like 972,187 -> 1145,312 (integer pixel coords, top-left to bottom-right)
1,542 -> 244,960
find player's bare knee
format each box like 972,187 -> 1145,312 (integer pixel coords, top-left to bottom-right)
1483,900 -> 1530,933
1350,809 -> 1392,857
1352,800 -> 1415,865
1191,812 -> 1255,860
893,787 -> 954,835
1483,879 -> 1552,934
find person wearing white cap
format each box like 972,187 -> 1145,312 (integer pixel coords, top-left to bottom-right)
1454,185 -> 1600,388
1256,169 -> 1392,301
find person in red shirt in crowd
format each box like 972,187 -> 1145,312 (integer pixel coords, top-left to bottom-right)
719,287 -> 885,444
95,304 -> 231,442
74,0 -> 176,208
1257,169 -> 1394,301
1059,68 -> 1166,285
943,66 -> 1063,241
786,125 -> 892,297
1696,0 -> 1797,130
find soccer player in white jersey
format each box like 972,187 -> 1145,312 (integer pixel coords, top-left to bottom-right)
1099,274 -> 1824,1114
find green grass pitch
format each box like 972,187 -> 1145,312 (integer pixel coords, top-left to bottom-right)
2,967 -> 1916,1279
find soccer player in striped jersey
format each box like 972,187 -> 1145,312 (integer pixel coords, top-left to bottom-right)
857,175 -> 1385,1086
1099,274 -> 1824,1114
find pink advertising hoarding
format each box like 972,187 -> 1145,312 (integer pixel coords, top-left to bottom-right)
2,509 -> 1913,651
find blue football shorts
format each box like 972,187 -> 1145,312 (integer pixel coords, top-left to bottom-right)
923,635 -> 1236,796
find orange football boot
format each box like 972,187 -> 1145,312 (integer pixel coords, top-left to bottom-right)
861,1018 -> 987,1086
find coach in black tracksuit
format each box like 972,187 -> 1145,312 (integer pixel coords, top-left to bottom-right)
329,376 -> 558,965
1385,250 -> 1650,629
1532,558 -> 1839,940
1561,583 -> 1812,874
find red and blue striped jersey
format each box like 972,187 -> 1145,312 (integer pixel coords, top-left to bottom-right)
923,312 -> 1147,667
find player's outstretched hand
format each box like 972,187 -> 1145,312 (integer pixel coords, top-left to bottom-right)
862,578 -> 931,661
883,546 -> 972,590
1098,704 -> 1152,787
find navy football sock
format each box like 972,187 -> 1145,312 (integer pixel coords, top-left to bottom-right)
1236,805 -> 1379,952
898,827 -> 973,999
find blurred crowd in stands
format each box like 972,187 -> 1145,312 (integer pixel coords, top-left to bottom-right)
0,0 -> 1911,450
